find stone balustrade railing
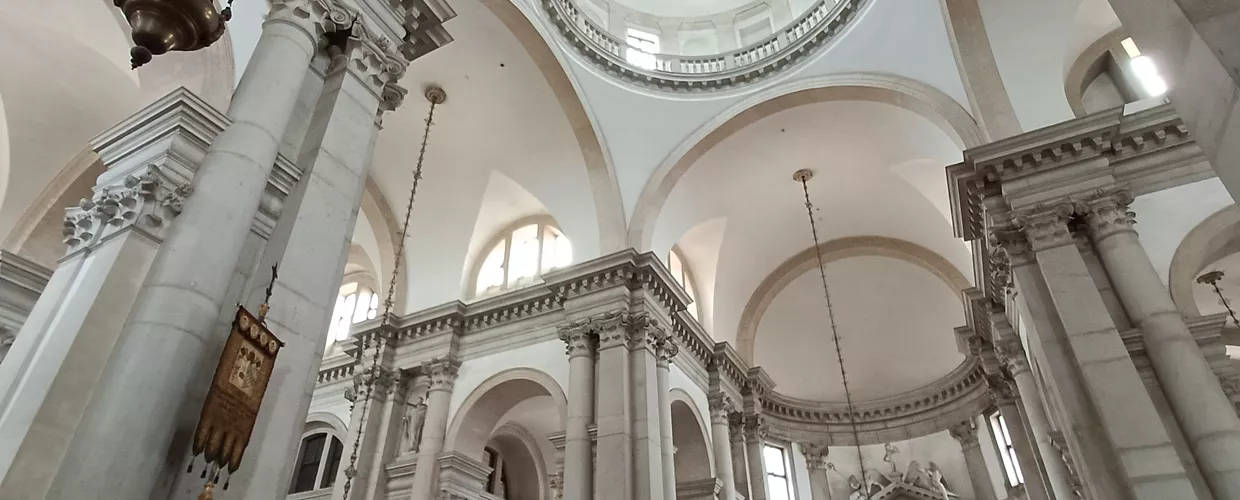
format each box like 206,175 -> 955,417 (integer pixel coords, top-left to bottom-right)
544,0 -> 864,91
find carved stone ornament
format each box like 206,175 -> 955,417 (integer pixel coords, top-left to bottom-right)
989,376 -> 1019,406
1013,202 -> 1076,252
63,165 -> 192,252
1078,189 -> 1136,240
621,312 -> 665,352
743,413 -> 768,441
558,325 -> 597,358
268,0 -> 335,42
425,356 -> 461,391
801,442 -> 830,469
948,420 -> 978,447
728,411 -> 747,443
988,227 -> 1035,268
708,393 -> 733,424
655,335 -> 679,366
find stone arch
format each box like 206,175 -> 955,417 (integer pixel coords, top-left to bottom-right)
670,388 -> 714,480
735,236 -> 971,363
445,367 -> 568,463
475,0 -> 626,253
360,177 -> 407,313
1064,27 -> 1129,118
1168,205 -> 1240,317
304,411 -> 348,438
627,73 -> 984,250
487,421 -> 551,500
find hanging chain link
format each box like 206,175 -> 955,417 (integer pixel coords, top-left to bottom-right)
341,89 -> 442,498
799,177 -> 869,497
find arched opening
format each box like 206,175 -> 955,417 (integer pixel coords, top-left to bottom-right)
671,399 -> 712,484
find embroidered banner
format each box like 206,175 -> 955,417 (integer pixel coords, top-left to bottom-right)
191,305 -> 283,472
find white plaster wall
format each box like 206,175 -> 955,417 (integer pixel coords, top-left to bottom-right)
1132,177 -> 1232,284
445,338 -> 571,428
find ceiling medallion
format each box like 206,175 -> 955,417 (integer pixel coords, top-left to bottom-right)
113,0 -> 232,69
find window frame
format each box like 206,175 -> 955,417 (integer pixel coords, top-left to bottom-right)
988,411 -> 1025,489
470,216 -> 573,299
625,27 -> 660,70
326,279 -> 380,346
763,443 -> 795,500
668,247 -> 702,320
288,430 -> 345,494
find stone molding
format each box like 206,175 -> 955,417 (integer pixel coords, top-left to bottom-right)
62,165 -> 191,254
424,356 -> 461,392
800,442 -> 830,469
947,420 -> 978,447
761,358 -> 989,445
543,0 -> 865,92
676,477 -> 722,499
0,251 -> 52,330
948,103 -> 1212,302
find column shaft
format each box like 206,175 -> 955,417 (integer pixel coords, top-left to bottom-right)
710,396 -> 738,500
744,415 -> 768,500
656,338 -> 678,500
729,413 -> 752,500
43,16 -> 320,500
1085,194 -> 1240,499
950,421 -> 998,500
630,326 -> 666,500
595,322 -> 633,500
800,444 -> 831,500
559,325 -> 596,500
1008,352 -> 1077,500
408,357 -> 459,500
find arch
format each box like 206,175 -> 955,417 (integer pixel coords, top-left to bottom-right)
627,73 -> 984,250
445,367 -> 569,463
466,215 -> 572,300
304,411 -> 348,438
670,388 -> 715,477
1168,205 -> 1240,317
360,178 -> 407,313
489,421 -> 551,500
736,236 -> 970,363
1063,27 -> 1129,118
475,0 -> 626,253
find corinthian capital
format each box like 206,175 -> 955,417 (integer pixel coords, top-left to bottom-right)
1078,189 -> 1136,240
708,393 -> 734,424
801,442 -> 830,469
558,322 -> 596,359
1013,203 -> 1075,252
948,420 -> 979,447
655,335 -> 679,367
268,0 -> 333,41
63,164 -> 192,253
424,356 -> 460,391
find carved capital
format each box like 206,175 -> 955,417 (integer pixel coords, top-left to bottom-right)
268,0 -> 334,42
558,324 -> 597,359
948,420 -> 979,447
995,339 -> 1030,376
988,226 -> 1034,270
655,335 -> 679,367
1078,189 -> 1136,241
728,411 -> 747,443
621,313 -> 664,352
743,414 -> 768,442
424,355 -> 460,391
63,165 -> 192,253
1013,203 -> 1076,252
801,442 -> 830,469
990,376 -> 1019,406
708,393 -> 734,425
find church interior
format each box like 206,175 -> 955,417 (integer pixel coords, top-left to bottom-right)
1,0 -> 1240,499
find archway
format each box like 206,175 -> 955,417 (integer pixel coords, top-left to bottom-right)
446,368 -> 568,464
670,390 -> 714,487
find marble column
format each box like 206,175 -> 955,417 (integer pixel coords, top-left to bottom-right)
949,420 -> 998,500
408,356 -> 460,500
709,395 -> 739,500
595,314 -> 634,500
628,315 -> 668,500
728,412 -> 752,500
993,379 -> 1050,500
993,227 -> 1126,500
999,345 -> 1076,500
42,4 -> 327,498
1083,192 -> 1240,499
558,320 -> 597,500
744,414 -> 768,500
332,362 -> 402,500
1016,203 -> 1197,499
800,443 -> 831,500
656,336 -> 678,500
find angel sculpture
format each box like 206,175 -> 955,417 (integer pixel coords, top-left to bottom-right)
927,462 -> 958,499
883,443 -> 900,474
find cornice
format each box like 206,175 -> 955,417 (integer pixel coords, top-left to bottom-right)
761,359 -> 988,444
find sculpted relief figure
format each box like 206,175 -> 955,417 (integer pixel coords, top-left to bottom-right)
401,396 -> 428,454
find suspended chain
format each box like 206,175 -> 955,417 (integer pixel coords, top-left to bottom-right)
799,178 -> 869,496
341,94 -> 440,498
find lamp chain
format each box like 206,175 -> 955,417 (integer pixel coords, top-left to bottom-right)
341,89 -> 441,498
799,176 -> 869,497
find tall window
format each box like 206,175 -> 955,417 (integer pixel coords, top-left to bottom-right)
476,222 -> 572,296
626,28 -> 659,70
668,249 -> 699,319
764,444 -> 793,500
1120,37 -> 1167,97
327,282 -> 379,345
289,433 -> 344,494
989,412 -> 1024,487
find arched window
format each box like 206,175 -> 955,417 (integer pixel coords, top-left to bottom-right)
327,281 -> 379,345
988,412 -> 1024,488
668,248 -> 699,320
289,432 -> 344,494
475,222 -> 572,297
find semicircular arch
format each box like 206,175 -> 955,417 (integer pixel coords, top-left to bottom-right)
1169,205 -> 1240,317
669,388 -> 714,474
628,73 -> 983,250
736,236 -> 970,363
445,367 -> 568,461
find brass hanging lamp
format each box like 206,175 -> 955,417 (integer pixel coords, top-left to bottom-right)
341,85 -> 446,497
794,169 -> 871,499
113,0 -> 233,69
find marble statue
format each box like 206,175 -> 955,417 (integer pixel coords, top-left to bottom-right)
401,396 -> 428,453
927,462 -> 956,499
